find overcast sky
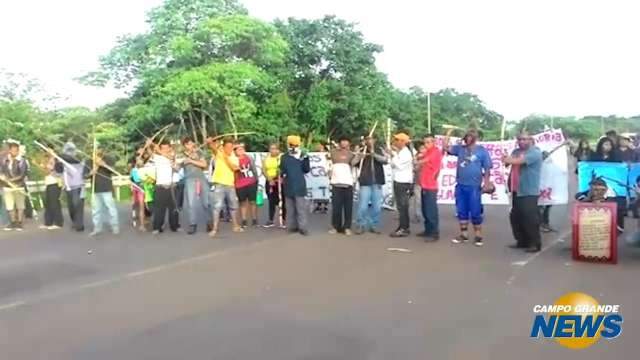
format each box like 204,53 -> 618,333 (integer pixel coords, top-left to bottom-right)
1,0 -> 638,120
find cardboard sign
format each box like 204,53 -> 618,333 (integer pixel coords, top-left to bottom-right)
572,202 -> 618,264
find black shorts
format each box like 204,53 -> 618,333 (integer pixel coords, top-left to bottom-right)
236,184 -> 258,203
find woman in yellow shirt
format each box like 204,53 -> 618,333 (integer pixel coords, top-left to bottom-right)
262,143 -> 285,228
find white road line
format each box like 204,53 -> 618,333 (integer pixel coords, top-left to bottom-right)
507,230 -> 571,285
510,230 -> 570,267
0,301 -> 26,311
0,240 -> 265,313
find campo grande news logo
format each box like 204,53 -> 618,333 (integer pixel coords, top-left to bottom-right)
530,292 -> 623,349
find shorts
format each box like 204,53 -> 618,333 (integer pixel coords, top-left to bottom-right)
132,185 -> 145,205
237,184 -> 258,203
3,188 -> 26,211
212,184 -> 239,211
454,184 -> 483,225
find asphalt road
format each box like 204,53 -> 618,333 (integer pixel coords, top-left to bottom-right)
0,200 -> 639,360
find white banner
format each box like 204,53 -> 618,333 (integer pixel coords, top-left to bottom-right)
247,129 -> 568,206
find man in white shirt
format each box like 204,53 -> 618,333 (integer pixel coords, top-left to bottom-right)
389,133 -> 415,237
151,140 -> 180,235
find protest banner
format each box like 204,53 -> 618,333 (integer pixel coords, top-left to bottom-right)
578,162 -> 629,197
246,129 -> 569,206
572,202 -> 618,264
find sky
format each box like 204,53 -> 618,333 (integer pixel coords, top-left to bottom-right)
1,0 -> 639,120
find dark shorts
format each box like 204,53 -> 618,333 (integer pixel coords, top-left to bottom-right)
237,184 -> 258,203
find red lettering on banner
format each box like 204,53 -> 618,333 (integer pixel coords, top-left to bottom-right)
554,133 -> 562,142
441,174 -> 457,187
446,160 -> 457,169
544,133 -> 550,141
491,159 -> 502,170
438,188 -> 455,201
539,187 -> 552,200
492,170 -> 505,185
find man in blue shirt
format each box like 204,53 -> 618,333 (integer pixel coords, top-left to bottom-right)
444,129 -> 493,246
503,131 -> 543,252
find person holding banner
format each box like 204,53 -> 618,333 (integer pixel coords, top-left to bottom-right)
443,129 -> 493,247
280,135 -> 311,236
503,131 -> 544,253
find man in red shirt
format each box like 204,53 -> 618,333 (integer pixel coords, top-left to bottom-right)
416,134 -> 443,241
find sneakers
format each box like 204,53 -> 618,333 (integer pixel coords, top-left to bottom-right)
299,229 -> 309,236
48,225 -> 61,230
208,230 -> 217,238
354,226 -> 364,235
241,220 -> 248,228
451,234 -> 469,244
369,228 -> 381,235
187,225 -> 197,235
390,229 -> 410,238
263,221 -> 275,228
112,228 -> 120,235
39,225 -> 49,230
152,230 -> 160,236
3,223 -> 14,231
474,237 -> 484,247
344,229 -> 353,236
14,223 -> 23,232
232,226 -> 245,233
328,228 -> 338,235
89,230 -> 102,237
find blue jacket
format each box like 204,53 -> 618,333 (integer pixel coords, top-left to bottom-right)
280,153 -> 311,198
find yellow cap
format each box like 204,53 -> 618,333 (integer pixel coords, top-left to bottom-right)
393,133 -> 410,143
287,135 -> 301,146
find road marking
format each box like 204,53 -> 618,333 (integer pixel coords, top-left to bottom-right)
0,301 -> 25,311
0,240 -> 266,313
507,230 -> 570,285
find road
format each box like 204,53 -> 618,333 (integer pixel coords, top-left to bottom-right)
0,201 -> 639,360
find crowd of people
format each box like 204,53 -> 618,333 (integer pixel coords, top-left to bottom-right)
1,127 -> 639,253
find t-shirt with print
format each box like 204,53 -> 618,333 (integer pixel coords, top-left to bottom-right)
235,155 -> 257,189
448,144 -> 491,187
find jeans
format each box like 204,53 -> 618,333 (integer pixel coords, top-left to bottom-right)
285,196 -> 308,232
92,192 -> 119,232
183,178 -> 209,226
331,186 -> 353,232
66,188 -> 85,231
44,184 -> 64,227
510,194 -> 541,249
356,185 -> 382,231
421,189 -> 439,235
539,205 -> 551,225
393,182 -> 413,231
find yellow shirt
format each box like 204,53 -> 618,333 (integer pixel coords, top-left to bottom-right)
263,155 -> 280,180
212,151 -> 238,186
